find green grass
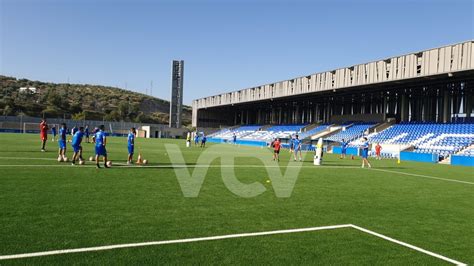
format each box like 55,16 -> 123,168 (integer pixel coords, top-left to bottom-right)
0,133 -> 473,265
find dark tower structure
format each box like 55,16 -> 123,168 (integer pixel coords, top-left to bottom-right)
170,60 -> 184,128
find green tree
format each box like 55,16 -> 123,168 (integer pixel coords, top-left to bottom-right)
72,111 -> 86,121
46,89 -> 62,107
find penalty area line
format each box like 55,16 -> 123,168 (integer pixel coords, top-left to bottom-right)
368,168 -> 474,185
350,225 -> 466,266
0,224 -> 351,260
0,224 -> 466,265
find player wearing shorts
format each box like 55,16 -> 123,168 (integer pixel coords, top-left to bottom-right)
375,143 -> 382,160
58,123 -> 67,160
360,137 -> 372,168
40,119 -> 49,152
289,135 -> 295,154
51,126 -> 57,142
194,133 -> 200,146
70,126 -> 78,142
84,125 -> 90,143
340,139 -> 348,159
201,135 -> 207,148
95,125 -> 109,168
293,135 -> 302,161
272,138 -> 281,161
127,127 -> 136,164
71,127 -> 85,165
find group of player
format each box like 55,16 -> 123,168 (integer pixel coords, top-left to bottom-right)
267,133 -> 382,167
190,132 -> 207,148
39,119 -> 138,169
289,135 -> 303,161
340,137 -> 383,168
269,134 -> 302,162
48,124 -> 91,143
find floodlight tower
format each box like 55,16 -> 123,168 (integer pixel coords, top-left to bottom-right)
169,60 -> 184,128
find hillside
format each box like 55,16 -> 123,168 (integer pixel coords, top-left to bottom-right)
0,75 -> 191,125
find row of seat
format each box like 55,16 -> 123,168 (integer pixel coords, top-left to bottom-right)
457,148 -> 474,157
326,123 -> 376,142
242,124 -> 307,141
298,124 -> 330,139
350,123 -> 474,158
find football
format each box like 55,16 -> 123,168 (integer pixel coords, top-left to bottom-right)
57,156 -> 63,162
106,161 -> 112,167
89,156 -> 94,161
79,160 -> 85,165
143,159 -> 148,164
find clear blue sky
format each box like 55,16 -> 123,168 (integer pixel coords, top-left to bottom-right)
1,0 -> 473,105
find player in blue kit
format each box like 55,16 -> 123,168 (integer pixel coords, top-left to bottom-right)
71,127 -> 85,165
340,139 -> 348,159
127,127 -> 136,164
289,135 -> 295,155
194,133 -> 200,146
360,137 -> 372,168
201,134 -> 207,148
293,135 -> 302,161
58,123 -> 67,161
94,125 -> 109,168
84,125 -> 90,143
51,126 -> 57,142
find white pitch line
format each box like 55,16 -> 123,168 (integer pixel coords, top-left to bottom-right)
0,224 -> 466,265
349,225 -> 467,266
368,168 -> 474,185
0,164 -> 362,169
0,157 -> 56,161
0,224 -> 351,260
0,161 -> 472,185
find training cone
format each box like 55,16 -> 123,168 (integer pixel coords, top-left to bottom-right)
397,158 -> 401,164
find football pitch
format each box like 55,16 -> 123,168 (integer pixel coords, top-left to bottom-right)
0,133 -> 473,265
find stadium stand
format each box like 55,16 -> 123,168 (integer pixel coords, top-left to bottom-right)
210,125 -> 262,140
209,121 -> 474,162
457,147 -> 474,157
351,122 -> 474,159
325,122 -> 376,142
298,124 -> 330,139
241,124 -> 307,142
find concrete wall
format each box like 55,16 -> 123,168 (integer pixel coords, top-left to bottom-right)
330,114 -> 386,123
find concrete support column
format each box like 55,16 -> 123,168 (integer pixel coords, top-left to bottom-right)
327,103 -> 331,122
443,90 -> 451,123
301,107 -> 305,123
465,89 -> 472,118
401,94 -> 408,122
314,105 -> 319,123
279,108 -> 282,124
295,106 -> 300,124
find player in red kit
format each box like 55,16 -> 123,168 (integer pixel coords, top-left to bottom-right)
272,138 -> 281,162
375,143 -> 382,160
40,119 -> 49,152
